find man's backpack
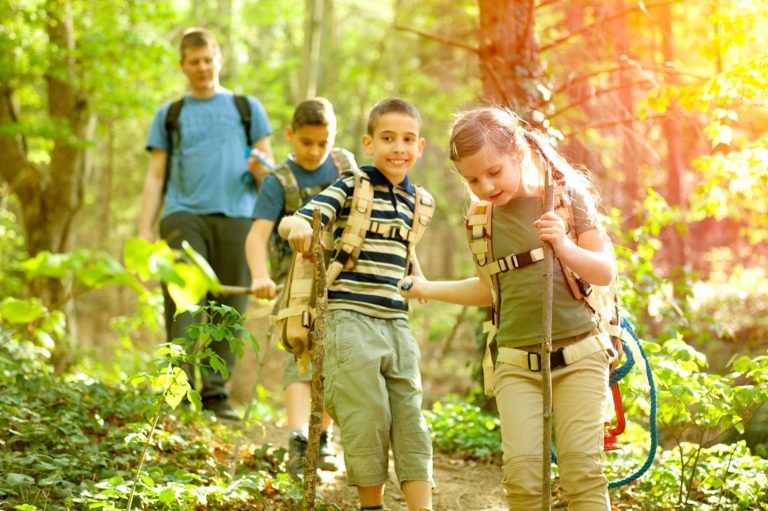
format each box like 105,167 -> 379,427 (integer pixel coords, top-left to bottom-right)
267,148 -> 357,282
162,94 -> 252,195
273,168 -> 435,375
465,177 -> 624,396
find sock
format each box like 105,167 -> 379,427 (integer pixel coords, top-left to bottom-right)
360,506 -> 385,510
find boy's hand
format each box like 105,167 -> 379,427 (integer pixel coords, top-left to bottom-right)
251,276 -> 277,300
534,212 -> 571,255
398,275 -> 428,303
286,219 -> 313,254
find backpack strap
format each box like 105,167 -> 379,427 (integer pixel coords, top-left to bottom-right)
232,94 -> 253,147
271,163 -> 303,214
329,147 -> 356,173
403,186 -> 435,275
465,201 -> 501,396
326,169 -> 373,283
162,98 -> 185,196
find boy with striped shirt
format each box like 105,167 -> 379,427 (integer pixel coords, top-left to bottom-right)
278,98 -> 434,511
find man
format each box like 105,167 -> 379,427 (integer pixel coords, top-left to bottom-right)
138,27 -> 273,420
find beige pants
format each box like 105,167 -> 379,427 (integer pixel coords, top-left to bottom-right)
494,349 -> 612,511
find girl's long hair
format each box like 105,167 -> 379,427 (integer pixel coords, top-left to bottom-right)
448,106 -> 606,238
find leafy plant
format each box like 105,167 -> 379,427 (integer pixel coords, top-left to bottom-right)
425,394 -> 501,459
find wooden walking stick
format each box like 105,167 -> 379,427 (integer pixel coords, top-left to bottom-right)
541,163 -> 555,511
303,209 -> 327,511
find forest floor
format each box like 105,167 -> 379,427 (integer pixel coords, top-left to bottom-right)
250,417 -> 507,510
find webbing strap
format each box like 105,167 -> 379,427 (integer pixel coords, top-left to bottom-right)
275,304 -> 312,320
466,200 -> 500,396
327,170 -> 373,283
479,247 -> 545,277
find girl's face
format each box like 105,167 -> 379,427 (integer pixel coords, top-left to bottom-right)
455,143 -> 525,206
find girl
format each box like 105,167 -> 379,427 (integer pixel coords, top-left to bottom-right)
400,107 -> 616,510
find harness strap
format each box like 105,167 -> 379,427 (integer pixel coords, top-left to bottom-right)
478,247 -> 545,277
327,171 -> 373,283
496,332 -> 614,372
465,201 -> 499,396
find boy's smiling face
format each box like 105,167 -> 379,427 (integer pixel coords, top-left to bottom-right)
362,112 -> 425,185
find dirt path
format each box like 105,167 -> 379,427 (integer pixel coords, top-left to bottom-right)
255,418 -> 507,511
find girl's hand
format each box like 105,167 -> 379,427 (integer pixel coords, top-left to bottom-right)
398,275 -> 428,303
287,220 -> 313,254
534,212 -> 570,255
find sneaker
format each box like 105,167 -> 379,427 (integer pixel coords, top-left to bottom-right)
287,431 -> 308,481
201,396 -> 241,421
318,430 -> 339,471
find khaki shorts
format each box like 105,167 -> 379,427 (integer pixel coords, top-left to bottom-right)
281,351 -> 313,387
324,310 -> 433,487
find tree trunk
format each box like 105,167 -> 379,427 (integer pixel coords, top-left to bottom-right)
477,0 -> 548,123
300,0 -> 326,99
0,0 -> 88,370
610,0 -> 642,226
659,2 -> 687,269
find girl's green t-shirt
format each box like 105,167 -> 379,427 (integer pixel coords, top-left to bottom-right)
493,192 -> 596,349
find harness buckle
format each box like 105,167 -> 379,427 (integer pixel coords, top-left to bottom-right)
497,257 -> 510,273
515,250 -> 533,268
527,352 -> 541,371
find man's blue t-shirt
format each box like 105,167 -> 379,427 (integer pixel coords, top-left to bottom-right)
146,90 -> 272,219
252,155 -> 339,222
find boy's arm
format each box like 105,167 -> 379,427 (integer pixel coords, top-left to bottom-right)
400,275 -> 493,307
278,215 -> 313,254
138,148 -> 167,242
245,219 -> 277,299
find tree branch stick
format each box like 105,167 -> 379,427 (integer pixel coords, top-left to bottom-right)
303,209 -> 327,511
540,0 -> 685,53
394,24 -> 478,53
541,164 -> 555,511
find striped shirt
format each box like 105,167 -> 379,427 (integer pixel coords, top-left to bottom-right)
296,165 -> 434,320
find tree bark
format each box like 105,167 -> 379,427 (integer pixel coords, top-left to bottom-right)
659,2 -> 687,268
610,0 -> 642,226
477,0 -> 548,123
300,0 -> 326,99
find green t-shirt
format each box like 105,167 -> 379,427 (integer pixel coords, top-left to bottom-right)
494,192 -> 596,349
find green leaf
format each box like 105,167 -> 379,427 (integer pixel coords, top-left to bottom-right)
0,297 -> 47,323
167,263 -> 209,312
5,472 -> 35,486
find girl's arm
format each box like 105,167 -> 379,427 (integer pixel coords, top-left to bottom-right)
536,212 -> 615,285
400,275 -> 493,307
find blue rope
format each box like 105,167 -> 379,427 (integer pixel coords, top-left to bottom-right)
607,316 -> 658,488
549,317 -> 658,488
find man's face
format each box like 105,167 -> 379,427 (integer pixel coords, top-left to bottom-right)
180,45 -> 221,95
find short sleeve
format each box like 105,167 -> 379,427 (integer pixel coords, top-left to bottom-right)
252,174 -> 285,221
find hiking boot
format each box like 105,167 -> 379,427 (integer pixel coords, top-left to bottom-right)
201,396 -> 241,421
318,430 -> 339,471
287,431 -> 308,481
